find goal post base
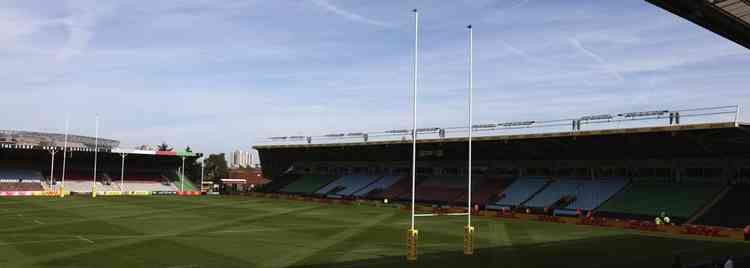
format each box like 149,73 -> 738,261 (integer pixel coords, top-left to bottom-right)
464,225 -> 475,255
406,228 -> 418,261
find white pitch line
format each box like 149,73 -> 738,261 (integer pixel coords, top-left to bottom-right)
33,219 -> 44,225
414,212 -> 469,217
76,235 -> 94,244
0,238 -> 83,246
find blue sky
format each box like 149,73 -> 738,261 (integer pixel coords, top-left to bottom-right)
1,0 -> 749,155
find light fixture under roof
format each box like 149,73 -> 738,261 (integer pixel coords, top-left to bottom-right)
617,110 -> 668,118
580,114 -> 613,121
499,121 -> 535,127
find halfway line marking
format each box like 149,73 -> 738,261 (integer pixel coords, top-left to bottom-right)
77,235 -> 94,244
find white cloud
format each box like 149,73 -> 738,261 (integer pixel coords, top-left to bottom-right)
569,37 -> 625,83
56,1 -> 114,61
310,0 -> 393,27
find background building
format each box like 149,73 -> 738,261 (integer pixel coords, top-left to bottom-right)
230,149 -> 256,168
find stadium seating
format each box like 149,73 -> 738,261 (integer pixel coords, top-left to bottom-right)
491,177 -> 549,207
319,175 -> 380,196
524,178 -> 585,208
0,168 -> 45,191
414,176 -> 467,203
524,178 -> 628,210
565,179 -> 628,211
352,175 -> 401,197
598,181 -> 725,219
464,177 -> 515,205
121,181 -> 178,192
315,175 -> 379,195
94,181 -> 122,191
0,182 -> 44,191
52,180 -> 94,192
0,169 -> 43,182
279,175 -> 337,194
373,176 -> 418,200
695,184 -> 750,228
419,176 -> 466,188
50,180 -> 179,192
262,174 -> 300,192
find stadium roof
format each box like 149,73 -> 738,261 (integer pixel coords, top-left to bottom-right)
254,122 -> 747,150
0,144 -> 202,158
647,0 -> 750,49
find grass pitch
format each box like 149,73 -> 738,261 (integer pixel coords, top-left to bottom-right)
0,196 -> 748,268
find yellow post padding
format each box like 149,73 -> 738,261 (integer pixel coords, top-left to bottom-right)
464,225 -> 475,255
406,228 -> 418,261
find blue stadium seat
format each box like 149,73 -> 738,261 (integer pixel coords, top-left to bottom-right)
493,177 -> 549,206
315,175 -> 380,196
352,175 -> 401,197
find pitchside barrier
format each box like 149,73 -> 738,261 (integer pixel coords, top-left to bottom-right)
0,190 -> 201,197
1,191 -> 58,197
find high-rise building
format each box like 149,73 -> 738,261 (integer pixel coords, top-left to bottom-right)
230,149 -> 254,168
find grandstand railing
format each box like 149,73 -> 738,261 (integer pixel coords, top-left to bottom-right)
261,105 -> 741,146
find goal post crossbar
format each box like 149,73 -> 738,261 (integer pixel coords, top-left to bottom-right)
414,212 -> 469,217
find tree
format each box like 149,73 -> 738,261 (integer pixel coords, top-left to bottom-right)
183,156 -> 202,185
158,142 -> 173,151
204,153 -> 229,182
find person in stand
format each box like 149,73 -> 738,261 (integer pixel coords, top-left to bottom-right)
724,256 -> 734,268
744,225 -> 750,241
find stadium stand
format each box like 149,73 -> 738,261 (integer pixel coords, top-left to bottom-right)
0,182 -> 44,191
524,178 -> 587,208
523,177 -> 628,211
352,175 -> 401,197
462,177 -> 515,205
490,177 -> 549,208
565,178 -> 628,211
695,184 -> 750,228
0,168 -> 44,191
414,176 -> 467,203
52,180 -> 94,192
373,176 -> 421,200
598,182 -> 726,220
122,181 -> 178,192
279,174 -> 337,194
315,174 -> 378,195
261,174 -> 300,192
0,168 -> 43,181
